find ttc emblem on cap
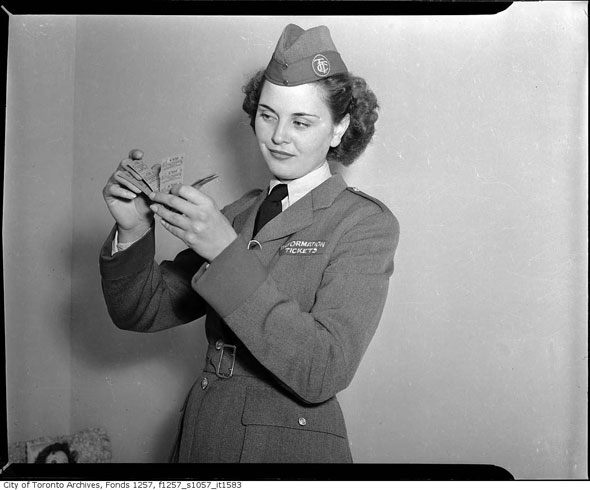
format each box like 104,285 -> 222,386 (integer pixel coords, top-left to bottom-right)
312,54 -> 331,77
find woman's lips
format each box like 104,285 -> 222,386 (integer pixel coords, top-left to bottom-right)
269,149 -> 295,160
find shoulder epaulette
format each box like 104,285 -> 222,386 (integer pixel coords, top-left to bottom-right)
346,186 -> 389,213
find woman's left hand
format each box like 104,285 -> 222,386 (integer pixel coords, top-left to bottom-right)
149,184 -> 238,262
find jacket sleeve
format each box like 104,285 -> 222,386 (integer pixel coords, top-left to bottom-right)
99,224 -> 208,332
192,206 -> 400,404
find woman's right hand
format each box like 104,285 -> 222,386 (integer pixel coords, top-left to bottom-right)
103,149 -> 155,242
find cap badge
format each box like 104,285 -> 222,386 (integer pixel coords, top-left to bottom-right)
312,54 -> 331,77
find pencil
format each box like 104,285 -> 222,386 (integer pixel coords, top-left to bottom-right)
190,174 -> 219,188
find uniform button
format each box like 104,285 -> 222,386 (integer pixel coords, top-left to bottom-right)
283,79 -> 289,86
201,377 -> 208,390
215,340 -> 223,350
282,63 -> 288,70
351,187 -> 359,192
298,417 -> 307,426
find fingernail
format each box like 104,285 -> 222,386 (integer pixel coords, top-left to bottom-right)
148,192 -> 156,200
150,204 -> 158,213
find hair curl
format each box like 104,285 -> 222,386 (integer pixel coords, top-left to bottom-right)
242,70 -> 379,167
34,442 -> 78,464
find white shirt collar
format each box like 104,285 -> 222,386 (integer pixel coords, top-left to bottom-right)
268,161 -> 332,209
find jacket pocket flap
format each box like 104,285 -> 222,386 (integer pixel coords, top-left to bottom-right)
241,386 -> 347,438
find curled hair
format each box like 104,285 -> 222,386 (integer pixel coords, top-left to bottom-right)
34,442 -> 78,464
242,70 -> 379,166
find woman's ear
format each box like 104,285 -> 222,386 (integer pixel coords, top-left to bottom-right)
330,113 -> 351,148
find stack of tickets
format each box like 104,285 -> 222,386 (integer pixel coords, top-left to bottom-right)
119,155 -> 184,196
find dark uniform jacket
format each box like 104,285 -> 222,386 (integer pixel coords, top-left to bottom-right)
99,173 -> 400,463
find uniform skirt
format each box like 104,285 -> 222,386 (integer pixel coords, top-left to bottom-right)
170,368 -> 353,464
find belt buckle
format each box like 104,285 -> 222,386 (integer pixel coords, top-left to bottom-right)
215,343 -> 236,379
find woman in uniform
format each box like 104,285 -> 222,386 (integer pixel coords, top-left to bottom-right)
100,23 -> 400,463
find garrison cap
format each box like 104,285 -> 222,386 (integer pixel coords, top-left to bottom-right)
265,24 -> 348,86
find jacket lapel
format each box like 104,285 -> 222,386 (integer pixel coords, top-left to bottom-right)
252,173 -> 348,248
232,191 -> 267,238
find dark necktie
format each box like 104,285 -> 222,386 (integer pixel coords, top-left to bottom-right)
253,184 -> 288,237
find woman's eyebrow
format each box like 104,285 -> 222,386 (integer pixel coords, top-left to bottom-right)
258,103 -> 319,119
258,104 -> 277,114
293,112 -> 320,119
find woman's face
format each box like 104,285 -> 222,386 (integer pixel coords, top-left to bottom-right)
46,450 -> 69,464
254,81 -> 349,181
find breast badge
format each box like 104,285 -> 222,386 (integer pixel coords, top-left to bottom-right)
280,240 -> 327,256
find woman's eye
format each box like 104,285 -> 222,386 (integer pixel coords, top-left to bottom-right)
293,120 -> 310,129
259,112 -> 274,121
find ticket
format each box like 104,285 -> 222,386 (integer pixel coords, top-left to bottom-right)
121,160 -> 144,181
119,153 -> 216,198
118,170 -> 154,196
127,159 -> 160,192
159,154 -> 184,193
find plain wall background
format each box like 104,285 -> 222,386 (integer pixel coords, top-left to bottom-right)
3,5 -> 588,478
4,15 -> 76,441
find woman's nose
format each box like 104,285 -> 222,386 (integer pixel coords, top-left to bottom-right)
271,122 -> 290,145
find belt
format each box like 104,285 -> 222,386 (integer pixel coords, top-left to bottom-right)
204,340 -> 265,379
